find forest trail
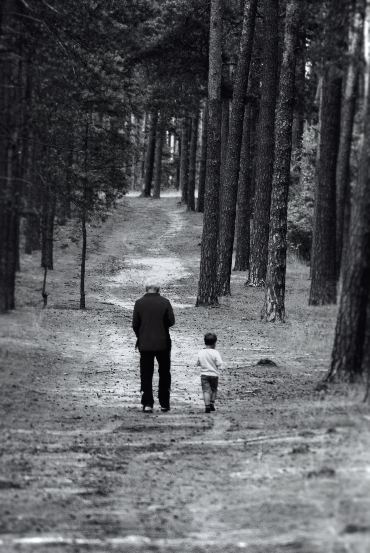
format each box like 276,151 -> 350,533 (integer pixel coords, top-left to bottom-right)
1,196 -> 370,553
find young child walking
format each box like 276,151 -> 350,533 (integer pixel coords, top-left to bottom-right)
196,332 -> 223,413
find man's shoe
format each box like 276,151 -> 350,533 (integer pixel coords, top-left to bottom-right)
143,405 -> 153,413
210,404 -> 215,411
205,406 -> 211,413
161,407 -> 170,412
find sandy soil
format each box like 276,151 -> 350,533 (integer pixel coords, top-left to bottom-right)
1,194 -> 370,553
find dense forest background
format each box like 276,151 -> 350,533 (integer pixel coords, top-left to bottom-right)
1,0 -> 369,385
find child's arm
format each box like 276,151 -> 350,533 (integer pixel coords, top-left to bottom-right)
215,351 -> 223,368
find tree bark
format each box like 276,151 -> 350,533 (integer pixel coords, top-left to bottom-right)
234,101 -> 253,272
336,0 -> 365,278
175,135 -> 181,190
80,208 -> 87,309
0,0 -> 22,311
143,110 -> 157,197
217,0 -> 258,295
187,110 -> 199,211
261,0 -> 301,322
61,135 -> 73,221
291,30 -> 305,170
140,111 -> 148,182
25,140 -> 41,254
327,53 -> 370,381
221,97 -> 229,177
180,116 -> 190,204
152,111 -> 165,199
309,65 -> 342,305
249,0 -> 280,286
196,100 -> 208,213
41,183 -> 55,271
3,150 -> 18,308
196,0 -> 223,306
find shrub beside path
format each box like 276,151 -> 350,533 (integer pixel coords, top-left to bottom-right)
1,196 -> 370,552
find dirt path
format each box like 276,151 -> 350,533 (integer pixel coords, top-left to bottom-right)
1,195 -> 370,552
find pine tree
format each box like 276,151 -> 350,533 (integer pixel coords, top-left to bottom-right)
153,111 -> 165,199
196,100 -> 208,213
327,51 -> 370,381
187,110 -> 199,211
336,0 -> 365,278
248,0 -> 280,287
234,101 -> 253,272
261,0 -> 301,322
196,0 -> 223,306
217,0 -> 258,295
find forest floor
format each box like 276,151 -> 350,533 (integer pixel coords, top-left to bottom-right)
1,193 -> 370,553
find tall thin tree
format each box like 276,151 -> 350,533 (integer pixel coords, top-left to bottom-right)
217,0 -> 258,295
234,101 -> 253,272
261,0 -> 301,322
248,0 -> 280,286
336,0 -> 365,278
153,111 -> 165,199
143,110 -> 157,197
196,100 -> 208,213
327,51 -> 370,382
187,110 -> 199,211
180,116 -> 190,204
196,0 -> 223,306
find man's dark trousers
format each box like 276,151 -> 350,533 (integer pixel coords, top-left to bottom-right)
140,350 -> 171,409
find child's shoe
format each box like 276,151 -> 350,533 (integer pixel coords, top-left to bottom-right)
205,406 -> 211,413
210,404 -> 215,411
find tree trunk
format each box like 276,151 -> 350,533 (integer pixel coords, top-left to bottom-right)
130,114 -> 138,191
25,213 -> 40,254
41,183 -> 55,271
249,0 -> 280,286
249,96 -> 258,216
0,0 -> 22,311
336,0 -> 365,278
363,293 -> 370,391
196,100 -> 208,213
80,208 -> 87,309
187,110 -> 199,211
180,116 -> 190,204
291,30 -> 305,170
196,0 -> 223,306
234,102 -> 252,272
61,136 -> 73,221
152,111 -> 165,199
217,0 -> 258,294
175,136 -> 181,190
132,115 -> 143,191
221,97 -> 229,178
143,110 -> 157,197
140,112 -> 148,182
309,65 -> 342,305
25,140 -> 41,254
327,53 -> 370,381
261,0 -> 301,322
4,141 -> 18,311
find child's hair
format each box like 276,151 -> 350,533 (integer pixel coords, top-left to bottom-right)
204,332 -> 217,345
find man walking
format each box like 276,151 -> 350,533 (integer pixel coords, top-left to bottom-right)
132,280 -> 175,413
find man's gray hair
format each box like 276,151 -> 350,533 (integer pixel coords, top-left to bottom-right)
145,279 -> 160,292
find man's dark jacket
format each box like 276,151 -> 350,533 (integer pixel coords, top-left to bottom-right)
132,293 -> 175,351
